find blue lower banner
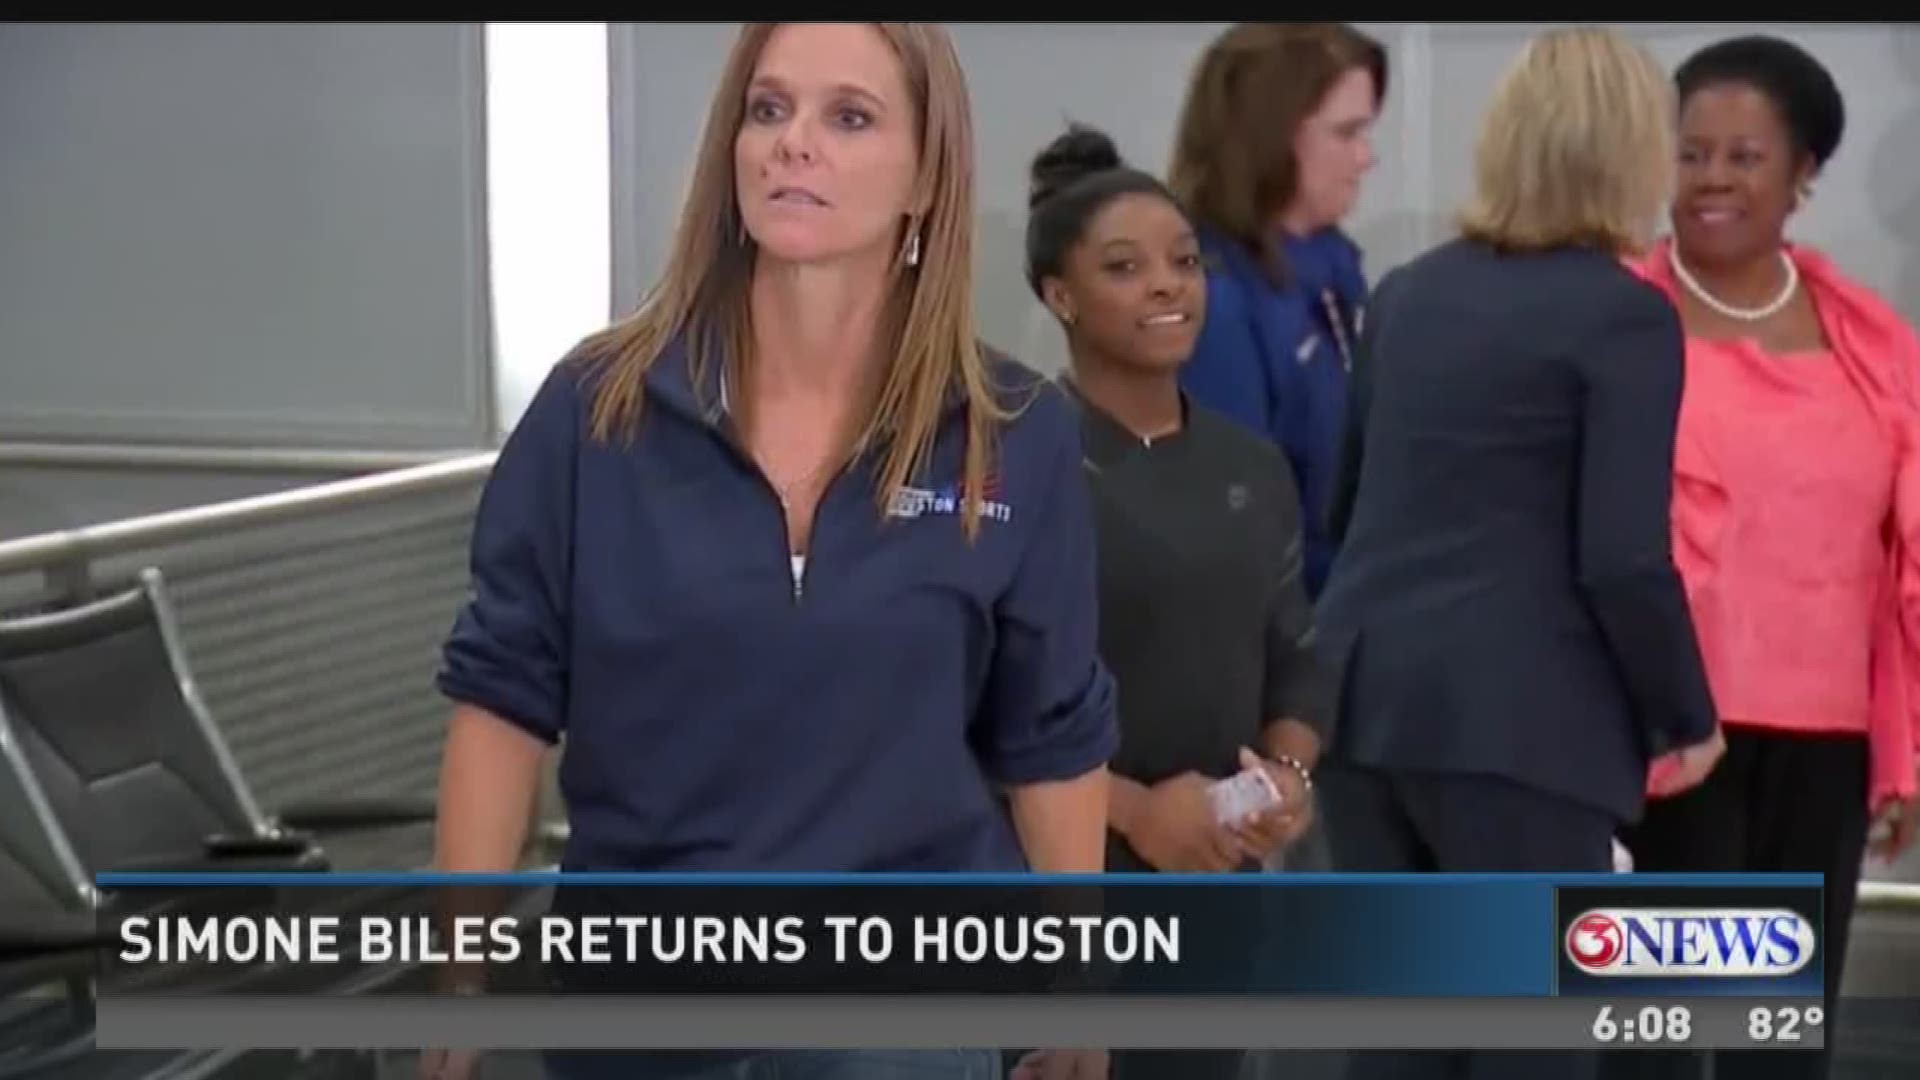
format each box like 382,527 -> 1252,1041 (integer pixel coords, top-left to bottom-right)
70,872 -> 1825,1000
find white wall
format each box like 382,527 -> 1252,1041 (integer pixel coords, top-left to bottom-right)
1412,23 -> 1920,311
4,21 -> 1913,538
0,23 -> 494,449
608,22 -> 1920,378
484,22 -> 613,432
0,23 -> 497,538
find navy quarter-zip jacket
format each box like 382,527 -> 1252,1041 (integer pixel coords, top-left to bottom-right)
437,337 -> 1119,874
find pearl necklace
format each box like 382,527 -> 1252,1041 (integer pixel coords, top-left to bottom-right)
1667,246 -> 1799,322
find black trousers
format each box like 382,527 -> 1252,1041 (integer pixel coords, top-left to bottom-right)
1600,726 -> 1871,1080
1320,761 -> 1616,1080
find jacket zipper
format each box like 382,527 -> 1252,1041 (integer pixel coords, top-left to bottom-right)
710,405 -> 864,607
708,430 -> 805,606
793,461 -> 860,605
762,470 -> 804,607
720,442 -> 863,608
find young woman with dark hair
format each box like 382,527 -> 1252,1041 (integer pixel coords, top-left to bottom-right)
1017,122 -> 1332,1080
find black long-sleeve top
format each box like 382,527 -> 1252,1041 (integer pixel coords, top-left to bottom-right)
1064,382 -> 1332,870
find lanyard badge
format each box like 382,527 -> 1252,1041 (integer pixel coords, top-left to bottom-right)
1318,288 -> 1357,374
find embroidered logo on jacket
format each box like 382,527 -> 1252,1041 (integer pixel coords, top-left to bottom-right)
887,476 -> 1013,523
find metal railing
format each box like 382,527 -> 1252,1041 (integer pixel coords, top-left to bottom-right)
1860,793 -> 1920,907
0,452 -> 495,597
0,440 -> 464,475
1860,873 -> 1920,909
0,451 -> 501,871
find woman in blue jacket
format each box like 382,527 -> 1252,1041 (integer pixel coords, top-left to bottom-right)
1167,22 -> 1388,598
423,22 -> 1114,1080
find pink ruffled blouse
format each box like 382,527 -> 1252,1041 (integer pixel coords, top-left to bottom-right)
1633,239 -> 1920,811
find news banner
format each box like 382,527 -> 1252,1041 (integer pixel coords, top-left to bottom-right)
87,871 -> 1829,1052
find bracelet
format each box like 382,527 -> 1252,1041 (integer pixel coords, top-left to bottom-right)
1269,753 -> 1314,794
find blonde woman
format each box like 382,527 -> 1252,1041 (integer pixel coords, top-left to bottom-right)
1314,29 -> 1725,1079
425,21 -> 1114,1080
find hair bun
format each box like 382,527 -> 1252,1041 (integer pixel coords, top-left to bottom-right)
1028,123 -> 1126,209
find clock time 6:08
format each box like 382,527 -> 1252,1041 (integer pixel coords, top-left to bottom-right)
1592,1005 -> 1693,1044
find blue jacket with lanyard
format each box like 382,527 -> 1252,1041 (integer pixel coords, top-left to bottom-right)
1178,226 -> 1368,598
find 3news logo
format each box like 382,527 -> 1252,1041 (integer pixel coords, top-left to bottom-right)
1554,885 -> 1824,996
1565,908 -> 1814,975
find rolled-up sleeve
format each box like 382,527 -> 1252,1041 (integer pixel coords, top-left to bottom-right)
436,363 -> 581,745
974,391 -> 1120,784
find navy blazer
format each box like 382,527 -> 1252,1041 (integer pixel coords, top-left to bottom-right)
1315,237 -> 1717,823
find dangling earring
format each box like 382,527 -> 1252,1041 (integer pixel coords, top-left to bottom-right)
903,230 -> 922,268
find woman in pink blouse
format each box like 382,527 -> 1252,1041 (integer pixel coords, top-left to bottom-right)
1618,35 -> 1919,1080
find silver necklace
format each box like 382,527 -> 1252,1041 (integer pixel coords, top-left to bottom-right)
772,458 -> 837,508
1668,246 -> 1799,322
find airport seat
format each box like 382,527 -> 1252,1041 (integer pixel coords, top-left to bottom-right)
0,567 -> 437,893
0,751 -> 131,1077
0,567 -> 440,1079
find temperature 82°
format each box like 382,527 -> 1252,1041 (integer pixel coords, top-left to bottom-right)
1748,1005 -> 1825,1043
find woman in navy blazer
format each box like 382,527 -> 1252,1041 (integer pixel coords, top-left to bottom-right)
1166,22 -> 1387,598
1314,27 -> 1727,1080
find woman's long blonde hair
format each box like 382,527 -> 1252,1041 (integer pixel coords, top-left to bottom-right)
576,23 -> 1007,539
